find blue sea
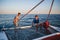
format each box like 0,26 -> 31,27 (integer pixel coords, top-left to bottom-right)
0,14 -> 60,40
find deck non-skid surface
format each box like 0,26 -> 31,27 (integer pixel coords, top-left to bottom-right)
2,26 -> 58,40
5,26 -> 48,40
6,27 -> 57,40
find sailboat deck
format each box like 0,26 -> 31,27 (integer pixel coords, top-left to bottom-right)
2,25 -> 59,40
0,31 -> 8,40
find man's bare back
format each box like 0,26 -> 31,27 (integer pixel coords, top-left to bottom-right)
13,13 -> 21,27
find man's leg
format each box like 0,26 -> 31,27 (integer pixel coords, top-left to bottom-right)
36,24 -> 39,32
14,22 -> 18,40
16,22 -> 18,27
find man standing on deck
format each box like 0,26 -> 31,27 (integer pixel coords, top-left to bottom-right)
13,12 -> 21,40
32,15 -> 39,32
13,12 -> 21,27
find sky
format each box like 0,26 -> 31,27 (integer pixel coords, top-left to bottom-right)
0,0 -> 60,14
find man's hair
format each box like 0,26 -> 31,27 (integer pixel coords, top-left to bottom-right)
18,12 -> 21,15
35,15 -> 38,17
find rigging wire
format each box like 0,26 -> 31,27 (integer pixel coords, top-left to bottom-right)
20,0 -> 44,20
46,0 -> 54,20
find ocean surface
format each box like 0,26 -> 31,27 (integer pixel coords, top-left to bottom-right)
0,14 -> 60,40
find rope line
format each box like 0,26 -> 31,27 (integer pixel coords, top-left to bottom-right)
46,0 -> 54,20
20,0 -> 44,20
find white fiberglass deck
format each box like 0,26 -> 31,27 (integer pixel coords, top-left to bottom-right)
0,31 -> 8,40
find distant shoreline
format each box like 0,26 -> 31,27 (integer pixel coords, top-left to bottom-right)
0,13 -> 60,15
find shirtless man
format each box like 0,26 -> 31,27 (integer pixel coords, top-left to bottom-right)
13,12 -> 21,27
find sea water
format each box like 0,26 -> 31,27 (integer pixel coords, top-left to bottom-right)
0,14 -> 60,40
